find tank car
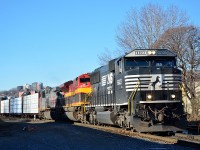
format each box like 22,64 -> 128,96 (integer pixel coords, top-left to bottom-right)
87,49 -> 186,132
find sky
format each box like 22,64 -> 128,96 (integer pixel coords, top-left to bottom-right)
0,0 -> 200,91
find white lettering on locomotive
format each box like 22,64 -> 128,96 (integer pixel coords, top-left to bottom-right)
107,86 -> 113,94
117,79 -> 122,85
102,75 -> 107,86
135,51 -> 147,55
101,73 -> 114,86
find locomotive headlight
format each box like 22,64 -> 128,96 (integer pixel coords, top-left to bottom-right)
152,50 -> 156,55
148,51 -> 152,55
147,50 -> 156,55
147,94 -> 152,100
171,94 -> 176,99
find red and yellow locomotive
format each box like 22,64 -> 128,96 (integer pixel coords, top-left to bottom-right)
64,73 -> 91,121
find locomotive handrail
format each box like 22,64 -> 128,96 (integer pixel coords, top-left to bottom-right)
128,80 -> 140,115
83,92 -> 91,113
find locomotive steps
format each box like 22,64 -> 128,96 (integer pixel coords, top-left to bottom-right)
74,122 -> 200,146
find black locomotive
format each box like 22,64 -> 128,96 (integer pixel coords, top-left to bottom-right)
87,49 -> 185,132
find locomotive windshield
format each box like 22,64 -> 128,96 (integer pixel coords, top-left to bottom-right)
152,59 -> 175,67
80,78 -> 90,83
125,59 -> 149,70
125,57 -> 176,71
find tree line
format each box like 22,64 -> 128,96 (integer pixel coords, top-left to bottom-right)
98,3 -> 200,117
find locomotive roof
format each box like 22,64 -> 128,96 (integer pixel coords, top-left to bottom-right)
59,81 -> 73,92
91,49 -> 176,74
125,49 -> 176,57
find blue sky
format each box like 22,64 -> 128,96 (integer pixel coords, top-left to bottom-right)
0,0 -> 200,91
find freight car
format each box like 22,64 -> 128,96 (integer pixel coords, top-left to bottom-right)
0,97 -> 10,115
0,93 -> 41,118
0,88 -> 66,120
10,97 -> 22,115
64,49 -> 186,133
40,87 -> 67,120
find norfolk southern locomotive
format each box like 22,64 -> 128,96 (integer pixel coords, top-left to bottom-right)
64,49 -> 185,132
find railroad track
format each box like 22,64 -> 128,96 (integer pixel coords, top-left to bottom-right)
175,133 -> 200,141
74,122 -> 200,146
74,122 -> 177,144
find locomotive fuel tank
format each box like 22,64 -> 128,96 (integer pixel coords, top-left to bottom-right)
96,111 -> 117,125
65,111 -> 79,121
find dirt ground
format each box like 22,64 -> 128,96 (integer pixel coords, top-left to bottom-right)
0,117 -> 197,150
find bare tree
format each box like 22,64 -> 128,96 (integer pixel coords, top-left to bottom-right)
116,4 -> 189,53
153,26 -> 200,115
97,48 -> 113,66
98,4 -> 189,64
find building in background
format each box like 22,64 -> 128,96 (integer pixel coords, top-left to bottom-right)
17,86 -> 23,91
31,82 -> 43,91
18,90 -> 24,97
31,82 -> 37,91
23,84 -> 31,90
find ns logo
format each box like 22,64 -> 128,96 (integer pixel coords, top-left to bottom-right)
101,73 -> 114,86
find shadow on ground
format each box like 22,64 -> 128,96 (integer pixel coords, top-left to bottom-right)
0,117 -> 197,150
0,117 -> 72,138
